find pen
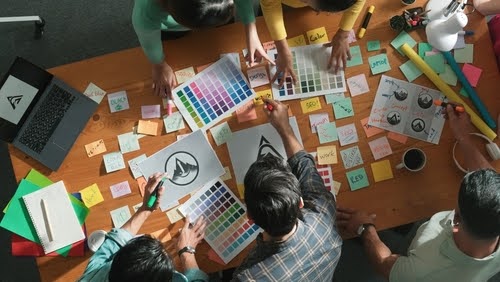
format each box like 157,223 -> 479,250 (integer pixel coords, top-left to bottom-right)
147,176 -> 168,208
41,199 -> 54,242
358,5 -> 375,39
433,100 -> 465,112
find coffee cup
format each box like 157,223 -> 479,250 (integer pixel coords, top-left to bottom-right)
87,230 -> 107,252
396,148 -> 426,171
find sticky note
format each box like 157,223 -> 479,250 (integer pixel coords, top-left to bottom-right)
110,206 -> 131,228
237,184 -> 245,199
175,66 -> 196,84
425,51 -> 440,56
439,64 -> 458,86
367,40 -> 381,51
220,166 -> 232,181
300,97 -> 322,113
117,132 -> 140,154
454,44 -> 473,64
110,181 -> 132,199
83,82 -> 106,104
254,89 -> 273,105
424,53 -> 445,74
399,60 -> 423,82
85,139 -> 107,157
151,228 -> 172,243
462,63 -> 482,87
137,120 -> 159,136
418,42 -> 433,59
368,54 -> 391,75
346,74 -> 369,96
236,101 -> 257,123
309,113 -> 329,133
340,145 -> 364,169
287,34 -> 307,47
332,180 -> 341,196
196,62 -> 213,73
371,160 -> 394,182
247,66 -> 270,88
347,29 -> 357,43
132,126 -> 147,139
107,91 -> 129,113
337,123 -> 359,146
166,208 -> 184,224
306,27 -> 329,44
163,112 -> 185,133
325,92 -> 345,104
128,154 -> 147,179
209,121 -> 233,146
387,132 -> 408,144
141,104 -> 161,119
79,183 -> 104,208
368,136 -> 393,160
459,87 -> 469,98
332,97 -> 354,119
132,203 -> 143,213
391,31 -> 417,56
346,45 -> 363,67
360,117 -> 384,137
346,167 -> 369,191
263,41 -> 276,51
137,177 -> 147,197
103,151 -> 126,173
317,122 -> 338,144
317,145 -> 338,165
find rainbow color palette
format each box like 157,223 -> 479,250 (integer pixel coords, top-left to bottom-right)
267,44 -> 346,101
178,179 -> 261,263
172,56 -> 255,131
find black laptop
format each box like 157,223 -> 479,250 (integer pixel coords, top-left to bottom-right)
0,57 -> 98,170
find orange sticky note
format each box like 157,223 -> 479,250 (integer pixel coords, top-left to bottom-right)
317,145 -> 338,165
371,160 -> 394,182
360,117 -> 384,138
85,139 -> 107,157
387,132 -> 408,144
254,89 -> 273,105
137,177 -> 147,197
287,34 -> 307,47
79,183 -> 104,208
150,228 -> 172,243
236,101 -> 257,123
306,27 -> 329,44
137,120 -> 159,136
300,97 -> 322,113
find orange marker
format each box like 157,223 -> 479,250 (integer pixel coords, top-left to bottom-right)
434,100 -> 465,112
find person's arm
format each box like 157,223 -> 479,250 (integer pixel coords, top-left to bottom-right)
132,0 -> 165,64
176,215 -> 209,281
260,0 -> 287,41
263,98 -> 302,157
338,0 -> 366,32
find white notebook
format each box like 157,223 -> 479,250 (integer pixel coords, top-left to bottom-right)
22,181 -> 85,254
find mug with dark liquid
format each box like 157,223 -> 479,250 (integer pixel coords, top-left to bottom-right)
396,148 -> 426,171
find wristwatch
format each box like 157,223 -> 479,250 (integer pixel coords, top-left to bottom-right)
357,223 -> 376,237
178,246 -> 196,257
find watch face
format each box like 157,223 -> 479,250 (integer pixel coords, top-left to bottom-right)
357,225 -> 365,236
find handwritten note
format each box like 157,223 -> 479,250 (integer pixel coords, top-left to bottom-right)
137,120 -> 159,136
462,63 -> 482,87
287,34 -> 307,47
79,183 -> 104,208
220,166 -> 232,181
103,151 -> 126,173
85,139 -> 107,157
209,121 -> 233,146
439,64 -> 458,86
151,228 -> 172,243
110,181 -> 132,199
387,132 -> 408,144
337,123 -> 359,146
317,122 -> 338,144
196,62 -> 213,73
371,160 -> 394,182
141,104 -> 161,119
137,177 -> 147,197
110,205 -> 131,228
399,60 -> 423,82
175,66 -> 196,84
247,66 -> 270,88
107,91 -> 129,113
346,45 -> 363,67
317,145 -> 338,165
340,145 -> 364,169
325,92 -> 345,104
300,97 -> 322,113
166,208 -> 184,224
309,113 -> 329,133
83,82 -> 106,104
346,167 -> 369,191
163,112 -> 185,133
367,40 -> 381,51
128,154 -> 147,179
424,53 -> 445,74
236,101 -> 257,123
391,31 -> 417,56
454,44 -> 473,63
332,97 -> 354,119
368,136 -> 393,160
347,29 -> 357,43
360,117 -> 384,138
254,89 -> 273,105
118,132 -> 140,154
347,74 -> 369,97
306,27 -> 329,44
368,54 -> 391,75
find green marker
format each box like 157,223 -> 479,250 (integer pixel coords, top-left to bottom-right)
147,176 -> 167,208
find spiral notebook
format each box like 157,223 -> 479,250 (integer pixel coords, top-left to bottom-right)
22,181 -> 85,254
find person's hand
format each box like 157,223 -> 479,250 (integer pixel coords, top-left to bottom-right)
323,29 -> 351,74
152,61 -> 176,98
336,207 -> 376,237
445,104 -> 474,142
141,173 -> 165,211
271,41 -> 297,88
177,216 -> 207,251
245,23 -> 275,67
263,98 -> 292,135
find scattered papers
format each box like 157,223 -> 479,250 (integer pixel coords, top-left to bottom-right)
163,112 -> 185,133
107,91 -> 129,113
361,117 -> 384,138
317,145 -> 338,165
424,53 -> 445,74
247,66 -> 270,88
367,40 -> 381,51
83,83 -> 106,104
287,34 -> 307,47
110,181 -> 132,199
110,206 -> 131,228
325,92 -> 345,104
79,184 -> 104,208
332,97 -> 354,119
371,160 -> 394,182
137,120 -> 159,136
128,154 -> 147,179
337,123 -> 359,146
103,152 -> 126,173
391,31 -> 417,56
220,166 -> 232,181
166,208 -> 184,224
399,60 -> 423,82
141,105 -> 161,119
462,63 -> 482,87
340,145 -> 364,169
346,46 -> 363,67
85,139 -> 106,157
306,27 -> 329,44
387,132 -> 408,144
174,66 -> 196,84
209,121 -> 233,146
454,44 -> 473,63
118,132 -> 140,154
317,122 -> 338,144
309,113 -> 330,133
418,43 -> 433,59
346,74 -> 369,96
369,54 -> 391,75
368,136 -> 393,160
236,101 -> 257,123
439,64 -> 458,86
346,167 -> 369,191
254,89 -> 273,105
300,97 -> 322,113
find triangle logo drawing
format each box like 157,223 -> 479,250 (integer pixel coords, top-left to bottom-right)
7,95 -> 23,110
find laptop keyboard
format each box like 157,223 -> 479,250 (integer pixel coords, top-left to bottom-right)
18,85 -> 75,153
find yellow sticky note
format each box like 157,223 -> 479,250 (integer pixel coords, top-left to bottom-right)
287,34 -> 307,47
306,27 -> 329,44
150,228 -> 172,243
300,97 -> 322,113
254,89 -> 273,105
371,160 -> 394,182
137,120 -> 159,136
80,183 -> 104,208
237,183 -> 245,199
85,139 -> 107,157
317,145 -> 338,165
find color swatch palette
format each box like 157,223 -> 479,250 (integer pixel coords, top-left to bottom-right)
317,163 -> 334,192
267,44 -> 346,101
178,179 -> 261,263
172,56 -> 255,131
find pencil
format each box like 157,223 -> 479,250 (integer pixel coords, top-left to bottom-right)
41,199 -> 54,242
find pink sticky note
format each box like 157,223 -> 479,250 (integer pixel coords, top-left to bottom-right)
462,63 -> 482,87
368,136 -> 393,160
360,117 -> 384,138
236,101 -> 257,123
110,181 -> 132,198
141,105 -> 161,119
309,113 -> 330,133
387,132 -> 408,144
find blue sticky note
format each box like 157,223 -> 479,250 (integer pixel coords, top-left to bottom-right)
332,97 -> 354,119
325,93 -> 345,104
391,31 -> 417,56
368,54 -> 391,75
346,167 -> 369,191
367,40 -> 381,51
317,122 -> 338,144
346,45 -> 363,67
424,53 -> 445,74
418,42 -> 433,59
399,60 -> 423,82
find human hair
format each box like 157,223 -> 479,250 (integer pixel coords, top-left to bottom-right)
313,0 -> 358,12
458,169 -> 500,239
109,235 -> 174,282
244,154 -> 303,237
165,0 -> 234,29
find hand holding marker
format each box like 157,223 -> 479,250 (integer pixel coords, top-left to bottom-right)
434,100 -> 465,113
147,174 -> 170,208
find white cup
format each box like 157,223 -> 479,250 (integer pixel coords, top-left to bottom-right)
87,230 -> 107,253
396,148 -> 426,171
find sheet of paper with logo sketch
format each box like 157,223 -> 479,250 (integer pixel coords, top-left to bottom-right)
247,66 -> 269,88
138,130 -> 224,211
368,75 -> 445,144
83,82 -> 106,104
128,154 -> 147,179
337,123 -> 358,146
0,75 -> 38,125
85,139 -> 107,157
368,136 -> 393,160
340,145 -> 364,169
107,91 -> 129,113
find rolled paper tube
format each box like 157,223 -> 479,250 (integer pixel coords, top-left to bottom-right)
441,51 -> 496,129
400,43 -> 497,141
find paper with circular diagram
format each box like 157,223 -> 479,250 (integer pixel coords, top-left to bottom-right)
368,75 -> 446,144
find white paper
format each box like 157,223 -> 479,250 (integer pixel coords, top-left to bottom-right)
83,82 -> 106,104
128,154 -> 147,179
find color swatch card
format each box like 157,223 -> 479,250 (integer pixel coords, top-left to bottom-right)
246,66 -> 269,88
110,181 -> 132,199
346,74 -> 369,97
172,56 -> 255,131
163,112 -> 185,133
267,44 -> 346,101
110,205 -> 131,228
118,132 -> 140,154
141,105 -> 161,119
368,75 -> 446,144
310,152 -> 335,193
178,179 -> 261,264
138,130 -> 225,211
83,82 -> 106,104
103,152 -> 126,173
340,145 -> 364,169
368,136 -> 393,160
108,91 -> 129,113
309,113 -> 329,133
337,123 -> 359,146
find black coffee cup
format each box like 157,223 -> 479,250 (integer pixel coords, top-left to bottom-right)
396,148 -> 426,171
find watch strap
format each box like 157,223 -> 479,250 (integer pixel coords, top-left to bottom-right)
178,246 -> 196,257
359,223 -> 376,236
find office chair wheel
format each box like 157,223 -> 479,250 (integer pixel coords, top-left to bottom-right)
34,17 -> 45,39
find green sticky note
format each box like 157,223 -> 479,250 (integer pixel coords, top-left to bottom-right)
439,64 -> 458,86
418,42 -> 433,59
391,31 -> 417,56
317,122 -> 338,144
424,53 -> 445,74
325,93 -> 344,104
332,97 -> 354,119
454,44 -> 473,64
209,121 -> 233,146
346,45 -> 363,67
346,167 -> 369,191
459,87 -> 469,98
369,54 -> 391,75
399,60 -> 423,82
26,169 -> 53,187
367,40 -> 381,51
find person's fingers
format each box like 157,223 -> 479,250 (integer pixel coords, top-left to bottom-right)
327,52 -> 334,70
271,70 -> 280,84
446,104 -> 457,120
262,97 -> 279,107
192,216 -> 205,233
290,69 -> 297,85
341,55 -> 347,73
278,70 -> 287,88
154,84 -> 160,96
146,173 -> 163,193
183,216 -> 191,229
347,49 -> 352,61
370,214 -> 377,220
261,52 -> 276,66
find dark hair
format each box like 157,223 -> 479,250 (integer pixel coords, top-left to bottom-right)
458,169 -> 500,239
244,154 -> 303,237
166,0 -> 234,29
109,235 -> 174,282
313,0 -> 358,12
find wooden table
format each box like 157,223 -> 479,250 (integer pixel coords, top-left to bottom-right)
7,1 -> 500,281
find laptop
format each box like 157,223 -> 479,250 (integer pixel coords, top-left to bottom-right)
0,57 -> 98,170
